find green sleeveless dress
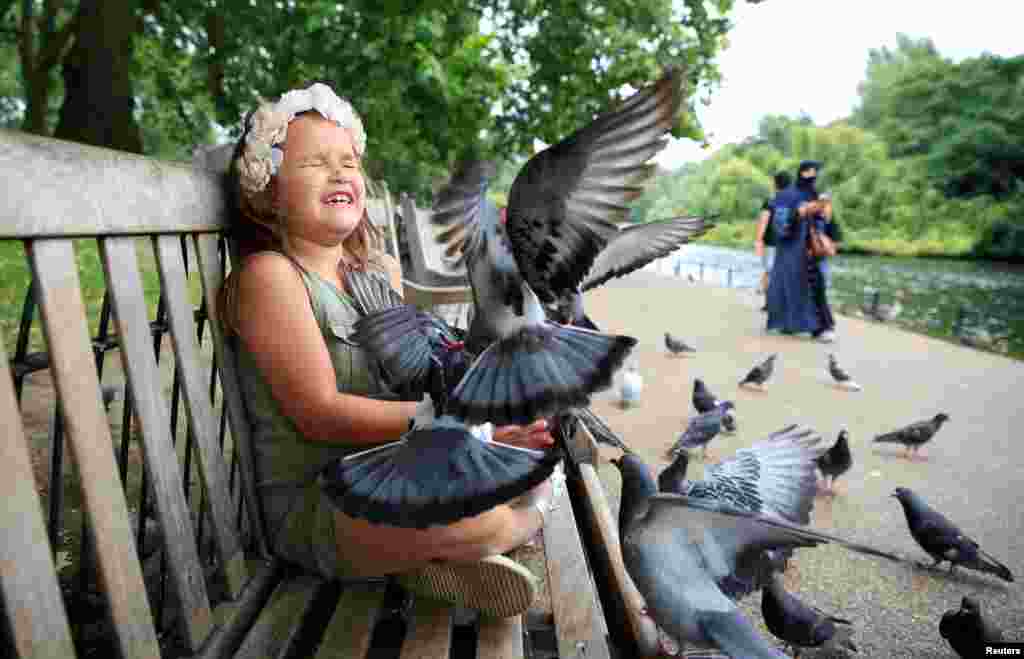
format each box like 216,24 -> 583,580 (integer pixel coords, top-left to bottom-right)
234,251 -> 393,578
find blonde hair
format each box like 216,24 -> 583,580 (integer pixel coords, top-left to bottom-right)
217,110 -> 384,338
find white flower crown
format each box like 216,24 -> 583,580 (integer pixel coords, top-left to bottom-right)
237,82 -> 367,196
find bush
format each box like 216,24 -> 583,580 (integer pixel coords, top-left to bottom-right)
974,219 -> 1024,262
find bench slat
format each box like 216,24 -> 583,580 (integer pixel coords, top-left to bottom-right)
542,466 -> 612,659
153,234 -> 247,598
0,129 -> 228,238
397,599 -> 452,659
313,583 -> 387,659
234,575 -> 323,659
476,616 -> 524,659
0,345 -> 77,658
27,238 -> 161,658
100,236 -> 214,652
193,234 -> 269,557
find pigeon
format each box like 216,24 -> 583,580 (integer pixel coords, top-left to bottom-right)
891,487 -> 1014,582
425,74 -> 691,425
816,430 -> 852,496
721,407 -> 738,435
620,361 -> 643,407
668,402 -> 735,461
740,354 -> 777,390
761,575 -> 858,657
873,413 -> 949,460
692,378 -> 721,414
548,215 -> 715,328
612,452 -> 907,659
827,353 -> 862,391
665,331 -> 697,356
863,290 -> 904,322
319,397 -> 562,529
939,596 -> 1003,657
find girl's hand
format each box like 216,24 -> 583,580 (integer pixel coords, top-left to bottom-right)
493,418 -> 555,451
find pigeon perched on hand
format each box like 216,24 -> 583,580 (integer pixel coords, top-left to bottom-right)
665,332 -> 697,356
612,453 -> 906,659
891,487 -> 1014,582
669,402 -> 735,461
816,430 -> 853,496
761,575 -> 858,657
939,596 -> 1003,657
827,353 -> 862,391
620,361 -> 643,408
740,354 -> 777,390
873,413 -> 949,460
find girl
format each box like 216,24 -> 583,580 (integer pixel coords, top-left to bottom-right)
217,82 -> 554,618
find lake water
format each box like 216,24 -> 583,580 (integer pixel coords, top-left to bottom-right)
642,244 -> 1024,359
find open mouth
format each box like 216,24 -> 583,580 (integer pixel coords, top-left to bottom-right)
323,191 -> 355,206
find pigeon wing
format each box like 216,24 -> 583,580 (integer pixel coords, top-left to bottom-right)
505,68 -> 685,303
430,160 -> 499,269
580,215 -> 713,292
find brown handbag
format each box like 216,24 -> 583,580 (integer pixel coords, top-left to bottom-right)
807,221 -> 836,258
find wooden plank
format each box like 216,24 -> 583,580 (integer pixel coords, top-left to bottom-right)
476,616 -> 524,659
571,423 -> 660,658
542,464 -> 612,659
313,583 -> 387,659
401,279 -> 473,309
193,233 -> 269,557
153,234 -> 247,598
100,236 -> 213,651
234,575 -> 323,659
197,560 -> 282,659
28,238 -> 161,659
397,599 -> 452,659
0,129 -> 228,238
0,346 -> 77,659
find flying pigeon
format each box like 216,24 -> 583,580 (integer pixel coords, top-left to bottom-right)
620,361 -> 643,407
668,402 -> 735,461
665,331 -> 697,356
319,397 -> 561,529
816,430 -> 852,496
890,487 -> 1014,582
692,378 -> 721,414
873,413 -> 949,460
425,74 -> 691,425
761,575 -> 858,657
827,353 -> 862,391
740,354 -> 777,390
939,596 -> 1003,658
612,453 -> 907,659
547,215 -> 715,328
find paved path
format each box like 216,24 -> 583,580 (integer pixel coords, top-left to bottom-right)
582,269 -> 1023,658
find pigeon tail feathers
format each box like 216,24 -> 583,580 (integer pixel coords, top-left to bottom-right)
698,609 -> 789,659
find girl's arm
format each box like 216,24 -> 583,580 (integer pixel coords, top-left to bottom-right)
236,252 -> 417,445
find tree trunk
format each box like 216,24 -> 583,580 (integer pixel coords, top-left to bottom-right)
54,0 -> 142,153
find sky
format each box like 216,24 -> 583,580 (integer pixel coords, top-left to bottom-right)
653,0 -> 1024,169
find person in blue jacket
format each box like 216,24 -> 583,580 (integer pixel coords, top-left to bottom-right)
764,161 -> 836,341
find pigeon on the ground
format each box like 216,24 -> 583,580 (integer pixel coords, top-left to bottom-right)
693,378 -> 721,414
939,596 -> 1003,657
544,215 -> 714,329
620,361 -> 643,408
873,413 -> 949,460
721,409 -> 737,435
612,453 -> 906,659
891,487 -> 1014,582
827,353 -> 862,391
761,574 -> 858,657
816,430 -> 852,496
863,290 -> 904,322
740,354 -> 777,390
573,406 -> 631,453
426,74 -> 690,425
665,332 -> 697,356
668,402 -> 735,460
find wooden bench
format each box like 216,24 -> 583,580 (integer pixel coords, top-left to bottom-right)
0,128 -> 655,659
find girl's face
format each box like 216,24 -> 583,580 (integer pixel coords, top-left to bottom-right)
273,114 -> 366,247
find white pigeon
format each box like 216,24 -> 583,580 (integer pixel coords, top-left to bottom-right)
620,361 -> 643,407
